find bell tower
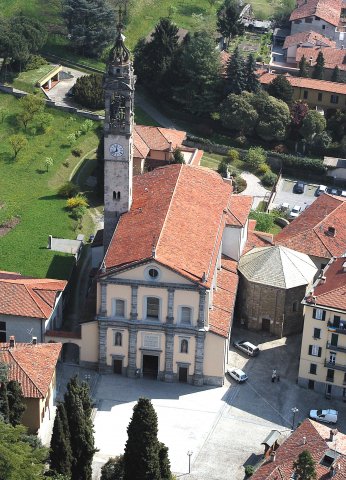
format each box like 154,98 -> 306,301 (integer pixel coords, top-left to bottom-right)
103,15 -> 135,250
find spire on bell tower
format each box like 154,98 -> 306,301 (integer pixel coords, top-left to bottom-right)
103,8 -> 136,250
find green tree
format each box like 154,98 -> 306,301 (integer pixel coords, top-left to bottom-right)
123,398 -> 162,480
0,382 -> 9,423
244,54 -> 260,93
7,380 -> 25,427
249,211 -> 274,232
293,450 -> 317,480
327,109 -> 346,141
245,147 -> 267,170
9,134 -> 28,159
312,51 -> 325,80
300,110 -> 326,144
17,94 -> 45,130
290,101 -> 309,131
331,65 -> 340,82
268,75 -> 293,104
217,0 -> 244,46
298,55 -> 309,78
225,46 -> 245,95
272,0 -> 295,28
173,32 -> 222,115
0,362 -> 8,383
0,420 -> 47,480
220,93 -> 258,133
62,0 -> 116,57
158,442 -> 172,480
249,92 -> 290,141
73,74 -> 104,110
100,456 -> 124,480
171,148 -> 185,164
44,157 -> 54,172
64,377 -> 96,480
50,403 -> 73,477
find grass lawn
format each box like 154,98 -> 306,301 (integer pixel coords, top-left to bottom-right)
7,64 -> 56,94
0,93 -> 100,279
201,152 -> 226,170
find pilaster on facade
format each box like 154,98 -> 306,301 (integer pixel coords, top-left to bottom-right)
193,330 -> 206,386
164,327 -> 174,382
198,289 -> 207,328
98,321 -> 108,371
127,325 -> 138,377
130,285 -> 138,320
166,288 -> 175,324
100,283 -> 107,316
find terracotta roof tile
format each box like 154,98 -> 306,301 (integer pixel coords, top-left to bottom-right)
105,165 -> 252,288
308,257 -> 346,310
226,195 -> 253,227
290,0 -> 342,26
259,72 -> 346,94
252,419 -> 346,479
283,31 -> 336,49
275,193 -> 346,259
296,47 -> 346,70
209,256 -> 238,338
0,342 -> 62,398
134,125 -> 186,154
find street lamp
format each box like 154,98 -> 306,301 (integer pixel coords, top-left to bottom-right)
291,407 -> 299,430
187,450 -> 193,474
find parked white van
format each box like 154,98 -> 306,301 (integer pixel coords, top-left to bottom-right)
309,409 -> 338,424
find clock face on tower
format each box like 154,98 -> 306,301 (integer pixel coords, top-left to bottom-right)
109,143 -> 124,157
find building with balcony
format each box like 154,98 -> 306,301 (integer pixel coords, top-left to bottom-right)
298,256 -> 346,399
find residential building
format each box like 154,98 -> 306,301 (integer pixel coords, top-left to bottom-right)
0,271 -> 66,343
299,256 -> 346,399
289,0 -> 345,47
238,246 -> 317,336
275,193 -> 346,271
259,72 -> 346,113
295,46 -> 346,81
252,418 -> 346,479
0,339 -> 62,434
323,156 -> 346,180
283,30 -> 336,64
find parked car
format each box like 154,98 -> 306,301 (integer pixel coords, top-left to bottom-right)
293,181 -> 305,194
280,202 -> 290,212
289,205 -> 302,219
341,191 -> 346,197
316,185 -> 327,196
329,188 -> 340,196
233,340 -> 259,357
309,409 -> 338,424
227,367 -> 248,383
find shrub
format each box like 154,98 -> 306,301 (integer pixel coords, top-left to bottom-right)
58,182 -> 79,198
262,171 -> 277,187
73,74 -> 104,110
246,147 -> 267,170
66,195 -> 88,210
245,465 -> 255,477
67,133 -> 76,145
249,211 -> 274,232
70,205 -> 87,220
72,148 -> 83,157
227,149 -> 240,163
80,119 -> 94,134
24,55 -> 48,71
258,163 -> 270,175
233,176 -> 247,193
63,160 -> 70,168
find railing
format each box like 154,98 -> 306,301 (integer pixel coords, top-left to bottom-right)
324,359 -> 346,372
327,322 -> 346,335
326,342 -> 346,353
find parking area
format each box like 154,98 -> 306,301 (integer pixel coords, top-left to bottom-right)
84,328 -> 346,479
271,177 -> 319,212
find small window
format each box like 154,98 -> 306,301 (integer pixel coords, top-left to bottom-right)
318,92 -> 323,101
147,297 -> 160,319
309,344 -> 322,357
313,327 -> 321,339
313,308 -> 325,320
294,19 -> 301,24
148,268 -> 159,279
181,339 -> 189,353
327,369 -> 334,382
305,17 -> 312,23
292,301 -> 298,312
117,191 -> 121,200
113,191 -> 117,200
331,95 -> 339,104
181,307 -> 192,325
322,24 -> 326,29
343,372 -> 346,384
310,363 -> 317,374
114,299 -> 125,317
308,379 -> 315,390
303,90 -> 309,99
114,332 -> 122,346
0,321 -> 5,342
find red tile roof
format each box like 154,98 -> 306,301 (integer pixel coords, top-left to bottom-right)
252,419 -> 346,479
134,125 -> 186,157
104,165 -> 250,288
244,219 -> 274,254
259,72 -> 346,95
283,30 -> 336,49
290,0 -> 342,26
307,257 -> 346,310
275,193 -> 346,259
209,256 -> 238,338
0,342 -> 62,398
296,46 -> 346,70
226,195 -> 253,227
0,272 -> 67,319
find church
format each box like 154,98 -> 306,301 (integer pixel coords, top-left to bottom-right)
79,25 -> 253,386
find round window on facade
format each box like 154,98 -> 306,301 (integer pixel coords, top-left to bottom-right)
148,268 -> 159,279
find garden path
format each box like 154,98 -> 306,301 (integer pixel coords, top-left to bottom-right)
239,171 -> 269,209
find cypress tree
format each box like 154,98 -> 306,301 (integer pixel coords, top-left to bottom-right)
244,53 -> 260,93
293,450 -> 317,480
299,55 -> 309,77
226,46 -> 245,95
312,51 -> 325,79
268,75 -> 294,104
158,442 -> 172,480
331,65 -> 340,82
0,382 -> 9,423
50,403 -> 73,476
123,398 -> 161,480
7,380 -> 25,426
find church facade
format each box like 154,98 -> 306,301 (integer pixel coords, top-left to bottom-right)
79,25 -> 253,386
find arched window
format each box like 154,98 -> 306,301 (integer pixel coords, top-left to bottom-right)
117,191 -> 121,200
181,339 -> 188,354
114,332 -> 122,346
113,191 -> 117,200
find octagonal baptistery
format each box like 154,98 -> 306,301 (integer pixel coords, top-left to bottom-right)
238,246 -> 318,336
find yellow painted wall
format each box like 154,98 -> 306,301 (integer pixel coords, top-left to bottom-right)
106,327 -> 129,366
203,332 -> 226,377
173,289 -> 199,326
292,87 -> 346,111
173,335 -> 196,375
80,321 -> 99,363
106,285 -> 132,317
115,263 -> 193,285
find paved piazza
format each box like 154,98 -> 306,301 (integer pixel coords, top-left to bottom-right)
77,329 -> 346,479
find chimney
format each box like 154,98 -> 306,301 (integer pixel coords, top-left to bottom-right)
329,428 -> 338,441
303,436 -> 307,445
342,261 -> 346,272
327,226 -> 336,237
342,45 -> 344,50
100,260 -> 106,273
32,336 -> 37,345
202,272 -> 207,283
270,452 -> 276,462
9,336 -> 15,348
309,56 -> 314,66
169,141 -> 173,153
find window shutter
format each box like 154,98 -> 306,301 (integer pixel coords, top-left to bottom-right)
318,347 -> 322,357
309,345 -> 312,355
322,310 -> 326,321
313,309 -> 316,319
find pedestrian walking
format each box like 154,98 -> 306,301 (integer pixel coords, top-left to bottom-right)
272,369 -> 277,382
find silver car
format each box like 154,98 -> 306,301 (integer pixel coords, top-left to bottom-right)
227,367 -> 248,383
233,340 -> 259,357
